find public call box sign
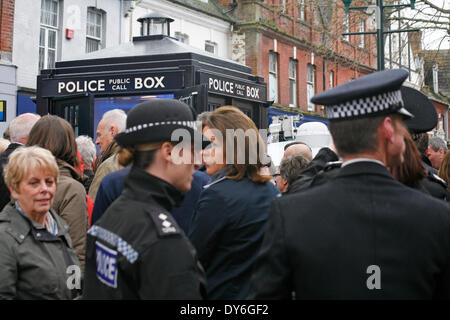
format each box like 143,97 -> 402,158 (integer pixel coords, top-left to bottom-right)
40,71 -> 184,97
199,72 -> 266,103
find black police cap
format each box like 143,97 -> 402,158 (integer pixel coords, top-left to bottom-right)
401,86 -> 437,134
311,69 -> 413,121
115,99 -> 208,149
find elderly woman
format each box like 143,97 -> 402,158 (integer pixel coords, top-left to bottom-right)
188,106 -> 280,299
0,146 -> 80,299
26,115 -> 88,271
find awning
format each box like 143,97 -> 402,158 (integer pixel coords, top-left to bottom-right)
268,107 -> 329,127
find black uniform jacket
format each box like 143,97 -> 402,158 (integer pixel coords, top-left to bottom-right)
248,161 -> 450,299
83,167 -> 207,299
288,148 -> 450,202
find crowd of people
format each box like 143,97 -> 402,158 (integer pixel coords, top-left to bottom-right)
0,69 -> 449,300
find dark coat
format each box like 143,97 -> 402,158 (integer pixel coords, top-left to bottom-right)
248,162 -> 450,299
0,204 -> 80,299
288,148 -> 450,202
91,168 -> 209,234
188,171 -> 280,299
0,143 -> 22,211
83,166 -> 206,300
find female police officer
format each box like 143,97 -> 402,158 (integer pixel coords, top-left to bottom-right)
83,99 -> 207,299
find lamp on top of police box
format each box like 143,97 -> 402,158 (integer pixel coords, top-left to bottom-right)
137,12 -> 174,37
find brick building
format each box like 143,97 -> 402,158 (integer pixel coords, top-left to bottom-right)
220,0 -> 377,120
0,0 -> 17,132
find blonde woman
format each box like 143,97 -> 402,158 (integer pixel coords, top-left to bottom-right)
0,146 -> 80,299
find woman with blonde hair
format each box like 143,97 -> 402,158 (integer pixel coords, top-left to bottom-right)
0,146 -> 80,299
188,106 -> 279,299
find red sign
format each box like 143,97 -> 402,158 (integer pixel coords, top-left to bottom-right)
66,29 -> 74,39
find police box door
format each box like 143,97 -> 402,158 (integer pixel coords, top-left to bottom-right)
51,95 -> 93,137
174,84 -> 207,116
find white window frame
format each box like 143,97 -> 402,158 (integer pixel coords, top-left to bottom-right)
289,59 -> 297,107
86,7 -> 104,53
280,0 -> 286,14
359,20 -> 365,48
269,51 -> 279,104
343,12 -> 349,42
205,41 -> 217,55
298,0 -> 305,20
329,70 -> 335,89
433,63 -> 439,93
307,64 -> 315,111
39,0 -> 59,70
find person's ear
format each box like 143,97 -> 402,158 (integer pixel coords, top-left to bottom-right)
160,142 -> 174,162
8,185 -> 18,200
110,125 -> 118,137
380,117 -> 394,143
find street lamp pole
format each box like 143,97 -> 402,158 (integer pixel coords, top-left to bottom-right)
342,0 -> 419,71
376,0 -> 385,70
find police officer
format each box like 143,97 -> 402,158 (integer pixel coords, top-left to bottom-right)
288,85 -> 449,201
83,99 -> 207,299
249,69 -> 450,299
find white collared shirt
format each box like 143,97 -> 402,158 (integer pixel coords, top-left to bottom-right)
341,158 -> 385,168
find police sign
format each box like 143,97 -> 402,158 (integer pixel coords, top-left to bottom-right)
200,72 -> 266,103
40,71 -> 184,97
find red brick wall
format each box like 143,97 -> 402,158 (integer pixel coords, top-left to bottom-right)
248,31 -> 374,112
0,0 -> 15,55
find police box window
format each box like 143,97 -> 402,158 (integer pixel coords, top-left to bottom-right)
86,7 -> 105,53
39,0 -> 59,70
205,41 -> 217,55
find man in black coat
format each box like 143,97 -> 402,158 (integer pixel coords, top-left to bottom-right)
0,113 -> 40,210
248,69 -> 450,299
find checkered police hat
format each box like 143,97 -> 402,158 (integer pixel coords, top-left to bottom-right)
115,99 -> 208,149
311,69 -> 413,121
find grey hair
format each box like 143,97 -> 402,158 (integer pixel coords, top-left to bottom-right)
9,113 -> 41,143
101,109 -> 127,133
197,111 -> 212,125
76,135 -> 97,167
429,136 -> 448,153
279,155 -> 309,185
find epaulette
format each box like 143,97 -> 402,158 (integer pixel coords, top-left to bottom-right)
428,172 -> 448,189
324,161 -> 342,172
148,211 -> 181,238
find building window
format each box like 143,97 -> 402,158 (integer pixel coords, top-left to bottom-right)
280,0 -> 286,14
298,0 -> 305,20
86,8 -> 104,53
289,59 -> 297,107
39,0 -> 59,70
343,12 -> 349,42
175,32 -> 189,44
269,51 -> 278,103
432,63 -> 439,93
359,20 -> 365,48
205,41 -> 217,55
307,64 -> 315,111
329,70 -> 335,88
